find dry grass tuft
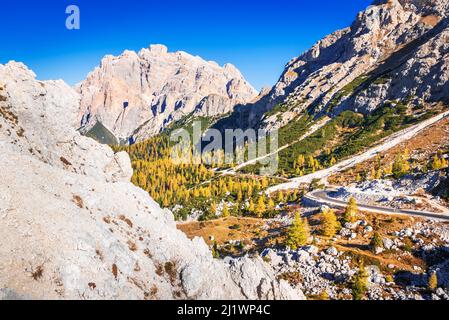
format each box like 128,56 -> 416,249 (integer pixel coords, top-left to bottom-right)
112,264 -> 118,279
119,215 -> 133,228
72,195 -> 84,209
127,240 -> 138,252
31,265 -> 44,281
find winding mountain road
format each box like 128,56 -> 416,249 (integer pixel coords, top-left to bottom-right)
267,109 -> 449,193
305,189 -> 449,221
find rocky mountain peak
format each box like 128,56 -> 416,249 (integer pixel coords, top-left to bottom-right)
244,0 -> 449,131
78,44 -> 258,142
148,44 -> 169,54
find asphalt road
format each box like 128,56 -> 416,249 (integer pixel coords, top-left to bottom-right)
305,190 -> 449,221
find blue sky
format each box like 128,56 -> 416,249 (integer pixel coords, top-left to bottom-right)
0,0 -> 373,90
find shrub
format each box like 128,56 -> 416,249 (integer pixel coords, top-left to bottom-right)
392,154 -> 411,178
286,212 -> 310,250
321,208 -> 339,238
428,272 -> 438,291
32,265 -> 44,281
352,262 -> 369,300
212,242 -> 220,259
344,197 -> 358,223
370,232 -> 384,254
402,238 -> 414,252
318,291 -> 330,300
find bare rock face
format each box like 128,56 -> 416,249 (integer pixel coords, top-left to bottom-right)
0,62 -> 303,300
77,44 -> 257,142
252,0 -> 449,130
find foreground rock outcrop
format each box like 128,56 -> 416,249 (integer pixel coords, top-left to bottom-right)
0,62 -> 303,300
77,44 -> 257,142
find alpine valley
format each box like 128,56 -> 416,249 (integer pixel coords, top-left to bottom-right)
1,0 -> 449,301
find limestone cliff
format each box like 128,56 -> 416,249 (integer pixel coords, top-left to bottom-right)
77,45 -> 257,142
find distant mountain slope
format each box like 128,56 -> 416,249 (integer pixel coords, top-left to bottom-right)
219,0 -> 449,133
77,44 -> 257,143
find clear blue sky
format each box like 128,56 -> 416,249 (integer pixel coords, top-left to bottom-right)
0,0 -> 373,91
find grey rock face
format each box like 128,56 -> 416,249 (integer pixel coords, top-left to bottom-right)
77,44 -> 257,141
0,62 -> 303,300
249,0 -> 449,130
